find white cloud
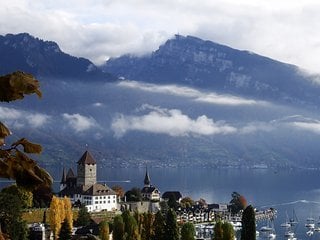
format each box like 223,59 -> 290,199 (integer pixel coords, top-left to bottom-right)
0,106 -> 50,128
290,121 -> 320,134
1,1 -> 320,72
111,105 -> 236,137
62,113 -> 97,132
118,80 -> 266,106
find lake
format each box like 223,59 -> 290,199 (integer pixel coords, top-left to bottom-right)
37,166 -> 320,239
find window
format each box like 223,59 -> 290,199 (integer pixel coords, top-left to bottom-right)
95,201 -> 98,204
108,201 -> 110,203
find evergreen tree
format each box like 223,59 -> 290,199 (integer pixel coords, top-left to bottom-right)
241,205 -> 256,240
99,220 -> 110,240
113,215 -> 125,240
181,222 -> 195,240
165,209 -> 179,240
59,218 -> 72,240
125,215 -> 140,240
141,212 -> 154,240
222,222 -> 235,240
213,221 -> 223,240
76,205 -> 91,226
152,211 -> 166,240
0,191 -> 28,240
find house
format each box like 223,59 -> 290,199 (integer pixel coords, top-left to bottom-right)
140,168 -> 160,201
58,151 -> 117,212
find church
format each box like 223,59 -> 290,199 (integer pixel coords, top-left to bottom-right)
58,151 -> 117,212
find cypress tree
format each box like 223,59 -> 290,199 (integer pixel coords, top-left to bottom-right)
241,205 -> 256,240
152,211 -> 166,240
113,215 -> 125,240
76,205 -> 91,227
213,221 -> 223,240
222,222 -> 235,240
99,220 -> 110,240
165,208 -> 179,240
59,218 -> 72,240
181,222 -> 195,240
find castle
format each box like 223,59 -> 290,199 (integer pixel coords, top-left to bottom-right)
58,151 -> 117,212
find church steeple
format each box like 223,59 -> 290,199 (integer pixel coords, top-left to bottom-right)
144,167 -> 151,187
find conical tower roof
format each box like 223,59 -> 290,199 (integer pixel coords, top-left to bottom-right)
144,167 -> 151,186
60,167 -> 66,184
66,168 -> 75,178
77,150 -> 96,165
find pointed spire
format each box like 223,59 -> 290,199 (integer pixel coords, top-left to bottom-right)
60,167 -> 66,184
77,150 -> 96,165
144,166 -> 151,186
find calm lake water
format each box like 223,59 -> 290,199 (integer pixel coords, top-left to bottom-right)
37,167 -> 320,239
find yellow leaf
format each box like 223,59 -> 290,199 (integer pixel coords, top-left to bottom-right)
12,138 -> 42,154
0,122 -> 10,138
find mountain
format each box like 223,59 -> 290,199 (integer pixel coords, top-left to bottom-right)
103,35 -> 320,107
0,33 -> 115,81
3,33 -> 320,172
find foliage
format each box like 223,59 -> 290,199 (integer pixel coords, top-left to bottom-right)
76,205 -> 91,227
229,192 -> 247,214
1,184 -> 33,208
151,211 -> 165,240
0,71 -> 52,190
0,191 -> 28,240
125,187 -> 142,202
113,215 -> 125,240
241,205 -> 256,240
112,185 -> 125,198
140,212 -> 154,240
222,222 -> 235,240
213,221 -> 223,240
59,218 -> 72,240
181,222 -> 195,240
180,197 -> 194,209
48,196 -> 73,239
99,220 -> 110,240
124,214 -> 140,240
165,208 -> 179,240
63,197 -> 73,229
167,193 -> 179,209
32,184 -> 53,208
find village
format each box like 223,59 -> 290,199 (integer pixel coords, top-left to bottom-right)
27,150 -> 276,240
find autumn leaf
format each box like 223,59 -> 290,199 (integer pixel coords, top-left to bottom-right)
0,71 -> 41,102
12,138 -> 42,154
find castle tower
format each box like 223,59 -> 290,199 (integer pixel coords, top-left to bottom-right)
144,167 -> 151,187
77,150 -> 97,186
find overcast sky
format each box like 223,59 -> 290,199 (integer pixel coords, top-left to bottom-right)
1,0 -> 320,73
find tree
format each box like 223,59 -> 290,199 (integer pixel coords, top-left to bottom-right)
63,197 -> 73,230
213,221 -> 223,240
229,192 -> 247,214
0,191 -> 28,240
165,208 -> 179,240
99,220 -> 110,240
181,222 -> 195,240
1,184 -> 33,208
49,196 -> 63,238
167,194 -> 179,209
76,205 -> 91,227
180,197 -> 194,209
113,215 -> 125,240
112,185 -> 125,199
152,211 -> 165,240
241,205 -> 256,240
124,215 -> 140,240
125,187 -> 142,202
0,71 -> 52,190
141,212 -> 154,240
32,184 -> 53,208
222,222 -> 235,240
59,218 -> 72,240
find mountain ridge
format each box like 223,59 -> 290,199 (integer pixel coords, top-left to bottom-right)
103,34 -> 320,108
0,32 -> 115,81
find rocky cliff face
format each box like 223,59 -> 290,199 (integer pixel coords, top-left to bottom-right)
0,33 -> 114,81
103,35 -> 320,107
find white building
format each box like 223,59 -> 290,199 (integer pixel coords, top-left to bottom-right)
59,151 -> 117,212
